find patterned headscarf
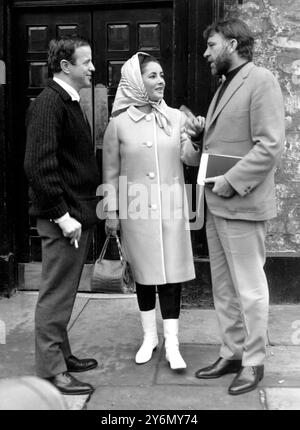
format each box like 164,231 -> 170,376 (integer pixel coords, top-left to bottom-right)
111,52 -> 172,136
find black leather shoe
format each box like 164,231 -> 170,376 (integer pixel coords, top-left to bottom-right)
47,372 -> 94,395
195,357 -> 242,379
66,355 -> 98,373
228,365 -> 264,395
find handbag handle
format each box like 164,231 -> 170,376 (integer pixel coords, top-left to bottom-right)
98,234 -> 125,264
115,234 -> 125,265
98,235 -> 110,262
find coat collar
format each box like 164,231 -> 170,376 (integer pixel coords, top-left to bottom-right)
127,105 -> 149,122
206,62 -> 255,130
47,78 -> 72,102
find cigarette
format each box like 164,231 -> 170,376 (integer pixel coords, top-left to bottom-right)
74,239 -> 79,249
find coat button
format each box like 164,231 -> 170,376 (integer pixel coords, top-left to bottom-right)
145,114 -> 152,121
205,144 -> 209,150
146,141 -> 153,148
148,172 -> 155,179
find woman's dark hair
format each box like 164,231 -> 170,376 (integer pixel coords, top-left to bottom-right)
138,54 -> 161,74
48,36 -> 90,74
203,18 -> 254,61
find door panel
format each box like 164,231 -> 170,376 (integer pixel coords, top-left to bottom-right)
93,5 -> 173,113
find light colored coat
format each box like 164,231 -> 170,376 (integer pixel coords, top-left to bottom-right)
202,62 -> 285,220
103,105 -> 198,285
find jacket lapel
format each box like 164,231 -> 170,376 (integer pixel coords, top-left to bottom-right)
205,62 -> 255,131
205,84 -> 222,129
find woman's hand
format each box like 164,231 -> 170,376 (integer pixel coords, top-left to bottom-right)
105,211 -> 120,236
185,115 -> 206,143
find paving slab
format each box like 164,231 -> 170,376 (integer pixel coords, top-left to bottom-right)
156,344 -> 234,387
87,385 -> 262,410
180,309 -> 220,344
265,388 -> 300,410
156,344 -> 300,388
263,346 -> 300,387
2,293 -> 300,410
0,292 -> 89,378
0,292 -> 89,334
68,298 -> 163,388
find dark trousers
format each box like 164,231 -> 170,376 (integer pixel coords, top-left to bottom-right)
136,282 -> 182,319
35,219 -> 94,378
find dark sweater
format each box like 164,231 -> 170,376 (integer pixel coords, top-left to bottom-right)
24,79 -> 100,228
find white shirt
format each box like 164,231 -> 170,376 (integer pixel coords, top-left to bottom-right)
53,76 -> 80,102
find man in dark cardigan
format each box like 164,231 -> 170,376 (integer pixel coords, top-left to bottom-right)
24,37 -> 100,395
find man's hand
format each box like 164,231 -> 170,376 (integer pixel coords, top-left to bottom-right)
58,216 -> 82,245
105,211 -> 120,236
205,175 -> 236,198
185,115 -> 206,144
180,126 -> 190,146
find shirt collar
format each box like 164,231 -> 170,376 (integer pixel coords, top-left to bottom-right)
224,61 -> 250,82
53,76 -> 80,102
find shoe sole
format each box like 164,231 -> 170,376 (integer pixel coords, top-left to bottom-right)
67,362 -> 98,373
58,388 -> 94,396
168,365 -> 187,372
166,357 -> 187,371
195,368 -> 241,379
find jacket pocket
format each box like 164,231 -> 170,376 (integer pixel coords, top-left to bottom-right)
219,110 -> 250,142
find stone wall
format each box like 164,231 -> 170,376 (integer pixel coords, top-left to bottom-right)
223,0 -> 300,255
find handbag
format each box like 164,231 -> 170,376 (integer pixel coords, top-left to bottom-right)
90,234 -> 135,293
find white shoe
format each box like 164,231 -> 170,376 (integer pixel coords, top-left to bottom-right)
135,309 -> 159,364
135,338 -> 159,364
163,319 -> 186,370
165,345 -> 187,370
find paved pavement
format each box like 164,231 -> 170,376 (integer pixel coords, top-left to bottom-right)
0,291 -> 300,410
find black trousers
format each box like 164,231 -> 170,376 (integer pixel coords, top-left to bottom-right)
136,282 -> 182,319
35,219 -> 94,378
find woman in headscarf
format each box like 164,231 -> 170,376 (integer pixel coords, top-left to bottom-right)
103,52 -> 203,370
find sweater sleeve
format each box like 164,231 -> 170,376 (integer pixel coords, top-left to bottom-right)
24,94 -> 69,218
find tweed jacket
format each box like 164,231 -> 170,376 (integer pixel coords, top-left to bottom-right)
202,62 -> 285,221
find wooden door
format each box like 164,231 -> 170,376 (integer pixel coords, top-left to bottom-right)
92,4 -> 174,256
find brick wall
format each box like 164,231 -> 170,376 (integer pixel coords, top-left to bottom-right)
223,0 -> 300,255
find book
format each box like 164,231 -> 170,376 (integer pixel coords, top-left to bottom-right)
197,153 -> 243,186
